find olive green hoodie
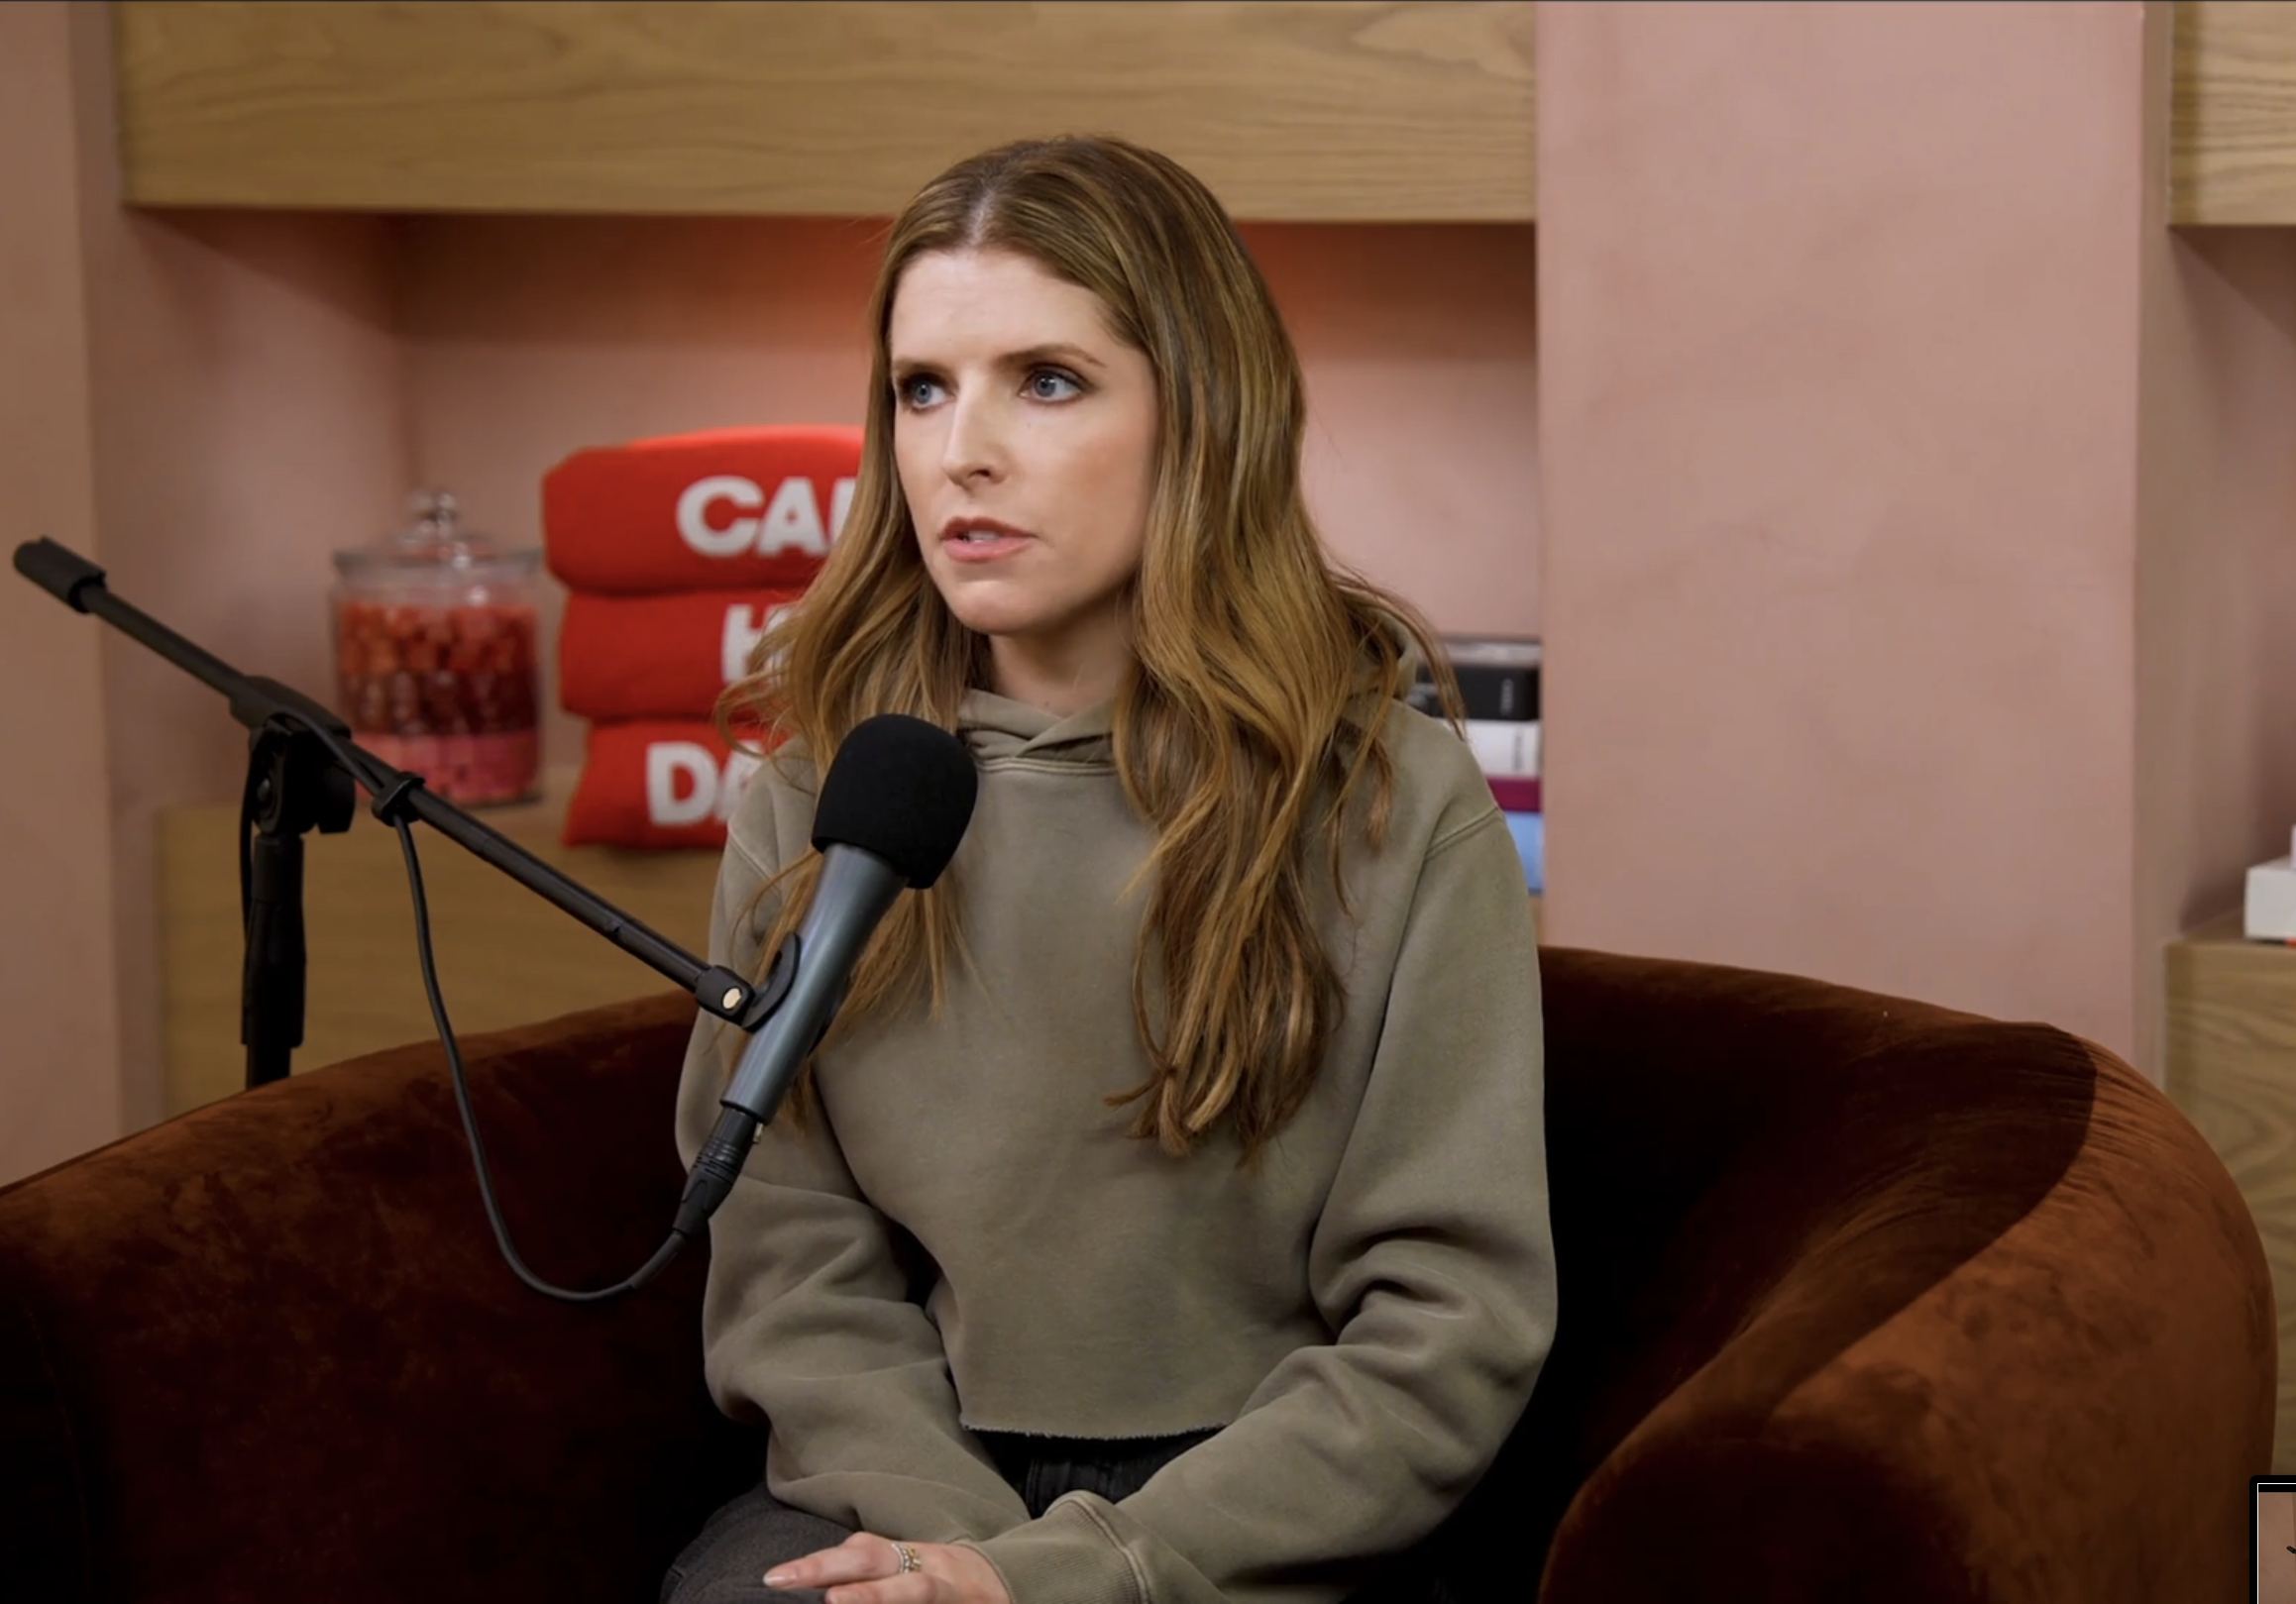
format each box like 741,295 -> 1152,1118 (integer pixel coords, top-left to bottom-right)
674,689 -> 1553,1603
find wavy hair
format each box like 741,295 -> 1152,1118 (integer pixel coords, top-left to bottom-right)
719,135 -> 1458,1158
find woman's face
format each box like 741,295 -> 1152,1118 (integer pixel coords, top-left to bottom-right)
889,247 -> 1158,709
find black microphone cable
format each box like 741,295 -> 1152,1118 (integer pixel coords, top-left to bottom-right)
15,533 -> 732,1303
256,715 -> 694,1303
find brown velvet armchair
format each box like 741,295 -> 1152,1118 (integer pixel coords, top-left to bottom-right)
0,948 -> 2273,1602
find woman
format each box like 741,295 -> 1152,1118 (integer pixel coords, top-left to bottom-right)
666,135 -> 1553,1604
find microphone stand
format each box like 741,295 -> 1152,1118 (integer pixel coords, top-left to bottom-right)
14,536 -> 794,1296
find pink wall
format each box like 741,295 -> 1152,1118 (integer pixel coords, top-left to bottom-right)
1243,226 -> 1540,639
0,1 -> 124,1183
1536,0 -> 2151,1057
75,204 -> 409,1132
0,3 -> 411,1181
398,216 -> 1539,775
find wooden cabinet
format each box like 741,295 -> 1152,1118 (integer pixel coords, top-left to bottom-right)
2174,1 -> 2296,224
2164,909 -> 2296,1469
111,1 -> 1537,222
105,2 -> 2296,225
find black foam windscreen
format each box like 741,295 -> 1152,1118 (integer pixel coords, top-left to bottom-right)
811,713 -> 979,888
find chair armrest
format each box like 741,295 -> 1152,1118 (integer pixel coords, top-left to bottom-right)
0,992 -> 755,1604
1539,1036 -> 2274,1602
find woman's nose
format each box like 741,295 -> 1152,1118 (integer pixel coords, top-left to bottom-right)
940,394 -> 1006,484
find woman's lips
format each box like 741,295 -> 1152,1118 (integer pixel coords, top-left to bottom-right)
940,520 -> 1033,563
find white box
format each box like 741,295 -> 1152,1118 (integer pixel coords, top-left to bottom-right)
2244,856 -> 2296,941
1465,718 -> 1540,779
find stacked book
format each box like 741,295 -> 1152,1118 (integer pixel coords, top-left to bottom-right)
541,425 -> 861,849
1410,637 -> 1542,893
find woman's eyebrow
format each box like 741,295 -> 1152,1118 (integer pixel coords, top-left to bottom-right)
1004,342 -> 1107,371
889,341 -> 1109,374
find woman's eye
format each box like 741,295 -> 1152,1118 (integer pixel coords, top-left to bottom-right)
898,374 -> 945,409
1027,369 -> 1083,401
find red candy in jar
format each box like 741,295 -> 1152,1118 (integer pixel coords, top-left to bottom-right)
330,490 -> 544,806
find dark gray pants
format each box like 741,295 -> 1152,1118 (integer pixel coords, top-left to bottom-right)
661,1431 -> 1214,1603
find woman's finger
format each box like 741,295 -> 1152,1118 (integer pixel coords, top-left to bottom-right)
767,1531 -> 906,1590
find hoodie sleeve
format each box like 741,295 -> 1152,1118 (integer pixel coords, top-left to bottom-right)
674,805 -> 1033,1544
972,804 -> 1555,1603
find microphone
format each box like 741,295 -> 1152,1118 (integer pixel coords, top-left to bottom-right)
675,713 -> 978,1237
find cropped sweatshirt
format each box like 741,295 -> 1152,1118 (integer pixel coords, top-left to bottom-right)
673,689 -> 1554,1604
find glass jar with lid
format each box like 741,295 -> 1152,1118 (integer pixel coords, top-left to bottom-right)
330,489 -> 543,806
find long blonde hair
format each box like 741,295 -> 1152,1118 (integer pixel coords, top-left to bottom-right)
719,135 -> 1458,1158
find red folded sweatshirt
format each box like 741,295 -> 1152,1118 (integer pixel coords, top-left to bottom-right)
563,719 -> 780,852
558,588 -> 807,723
543,424 -> 863,594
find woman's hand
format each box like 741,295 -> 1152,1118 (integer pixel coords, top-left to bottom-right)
766,1532 -> 1014,1604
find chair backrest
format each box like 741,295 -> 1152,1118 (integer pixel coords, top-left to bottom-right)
1438,946 -> 2102,1577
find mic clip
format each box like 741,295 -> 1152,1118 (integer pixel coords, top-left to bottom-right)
673,935 -> 813,1238
694,939 -> 799,1029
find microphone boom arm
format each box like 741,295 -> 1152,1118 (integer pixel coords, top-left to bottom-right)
13,537 -> 769,1056
15,536 -> 942,1302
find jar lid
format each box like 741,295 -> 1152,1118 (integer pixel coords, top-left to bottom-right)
332,489 -> 540,582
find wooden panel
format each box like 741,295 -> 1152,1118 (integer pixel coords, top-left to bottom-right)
159,766 -> 722,1117
112,1 -> 1535,222
2163,908 -> 2296,1469
2172,1 -> 2296,224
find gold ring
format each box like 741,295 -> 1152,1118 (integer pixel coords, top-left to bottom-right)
894,1541 -> 922,1575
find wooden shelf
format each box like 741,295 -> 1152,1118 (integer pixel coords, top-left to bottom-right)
2163,906 -> 2296,1469
95,3 -> 2296,230
111,1 -> 1536,223
2173,1 -> 2296,225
